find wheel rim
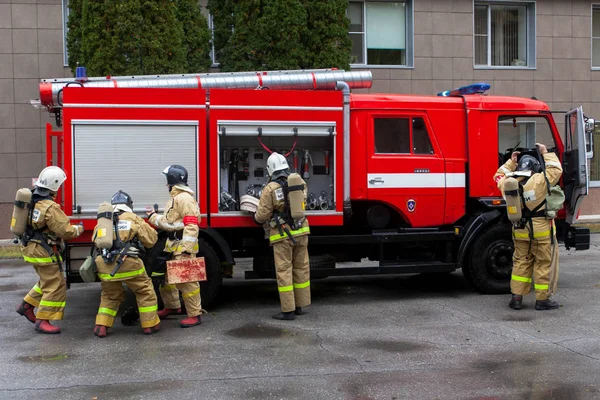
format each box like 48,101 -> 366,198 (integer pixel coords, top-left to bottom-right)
485,240 -> 514,280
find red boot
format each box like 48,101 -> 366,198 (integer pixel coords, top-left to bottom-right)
157,307 -> 181,319
180,316 -> 201,328
16,301 -> 36,324
93,325 -> 107,338
35,319 -> 61,334
143,323 -> 161,335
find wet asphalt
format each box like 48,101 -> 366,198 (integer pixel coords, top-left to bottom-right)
1,236 -> 600,400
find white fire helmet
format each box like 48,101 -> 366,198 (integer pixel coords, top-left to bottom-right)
35,166 -> 67,192
266,152 -> 289,177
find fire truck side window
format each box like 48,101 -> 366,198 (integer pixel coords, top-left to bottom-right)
412,117 -> 434,154
374,118 -> 410,154
498,116 -> 556,165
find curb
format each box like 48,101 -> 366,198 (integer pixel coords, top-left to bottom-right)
0,239 -> 17,247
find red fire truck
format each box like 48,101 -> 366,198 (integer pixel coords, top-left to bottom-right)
32,68 -> 592,306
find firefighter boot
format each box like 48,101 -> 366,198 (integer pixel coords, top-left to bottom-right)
180,316 -> 201,328
509,295 -> 523,310
157,307 -> 182,319
16,301 -> 36,323
35,319 -> 61,334
272,312 -> 295,321
143,323 -> 161,335
294,307 -> 305,316
94,325 -> 107,338
535,299 -> 560,311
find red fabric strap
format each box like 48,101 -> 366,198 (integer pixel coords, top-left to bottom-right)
183,216 -> 199,226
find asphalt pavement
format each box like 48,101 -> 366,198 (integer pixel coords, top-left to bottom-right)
1,236 -> 600,400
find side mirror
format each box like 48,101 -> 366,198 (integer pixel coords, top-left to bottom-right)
585,118 -> 595,159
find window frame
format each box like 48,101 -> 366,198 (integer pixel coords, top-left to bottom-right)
473,0 -> 536,70
372,115 -> 436,156
349,0 -> 414,69
62,0 -> 69,67
208,13 -> 219,68
592,4 -> 600,70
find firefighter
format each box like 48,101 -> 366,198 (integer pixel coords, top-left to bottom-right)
15,166 -> 84,334
147,165 -> 203,327
93,191 -> 161,337
494,143 -> 563,311
252,153 -> 311,320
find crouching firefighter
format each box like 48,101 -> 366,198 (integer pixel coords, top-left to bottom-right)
494,143 -> 563,311
92,191 -> 160,337
13,166 -> 84,334
147,165 -> 203,328
253,152 -> 311,320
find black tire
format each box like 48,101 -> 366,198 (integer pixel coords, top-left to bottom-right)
197,238 -> 223,308
467,224 -> 513,294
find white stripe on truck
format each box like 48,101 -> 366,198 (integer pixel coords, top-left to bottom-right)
367,173 -> 466,189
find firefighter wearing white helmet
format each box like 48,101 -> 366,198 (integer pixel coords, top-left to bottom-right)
14,166 -> 84,334
147,165 -> 203,328
253,152 -> 311,320
494,143 -> 563,312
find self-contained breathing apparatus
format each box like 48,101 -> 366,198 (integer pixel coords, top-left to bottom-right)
12,187 -> 61,262
503,151 -> 565,246
270,173 -> 307,244
95,202 -> 143,277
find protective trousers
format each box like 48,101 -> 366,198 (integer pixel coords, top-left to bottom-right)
23,263 -> 66,320
273,235 -> 311,312
96,274 -> 160,329
511,239 -> 559,301
159,254 -> 202,317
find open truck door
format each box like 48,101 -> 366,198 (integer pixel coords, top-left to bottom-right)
562,106 -> 591,250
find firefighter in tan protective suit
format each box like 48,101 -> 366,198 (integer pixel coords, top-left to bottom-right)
253,153 -> 311,321
93,191 -> 160,338
494,143 -> 563,311
147,165 -> 203,328
15,166 -> 84,334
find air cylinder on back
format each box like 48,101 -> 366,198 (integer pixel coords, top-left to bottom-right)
503,177 -> 522,223
287,173 -> 306,221
96,201 -> 114,249
10,188 -> 32,236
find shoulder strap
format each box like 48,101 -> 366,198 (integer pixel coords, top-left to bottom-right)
536,146 -> 551,194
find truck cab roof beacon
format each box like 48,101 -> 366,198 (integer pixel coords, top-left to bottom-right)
29,67 -> 592,307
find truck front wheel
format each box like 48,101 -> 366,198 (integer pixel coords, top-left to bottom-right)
466,224 -> 513,294
197,238 -> 223,308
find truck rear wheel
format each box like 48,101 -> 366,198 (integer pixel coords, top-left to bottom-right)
467,224 -> 513,294
197,238 -> 223,308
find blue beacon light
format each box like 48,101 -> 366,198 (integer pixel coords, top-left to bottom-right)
437,82 -> 490,97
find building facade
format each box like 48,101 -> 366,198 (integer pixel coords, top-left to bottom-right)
1,0 -> 600,238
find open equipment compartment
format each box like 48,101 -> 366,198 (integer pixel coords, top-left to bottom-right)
217,120 -> 336,214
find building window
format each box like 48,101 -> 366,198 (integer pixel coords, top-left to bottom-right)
593,7 -> 600,68
62,0 -> 69,66
208,14 -> 219,67
348,1 -> 413,67
474,1 -> 535,68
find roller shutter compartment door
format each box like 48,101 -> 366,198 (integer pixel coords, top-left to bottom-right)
72,123 -> 198,214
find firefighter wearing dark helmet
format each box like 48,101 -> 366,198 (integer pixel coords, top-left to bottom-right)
92,191 -> 160,338
147,165 -> 203,327
494,143 -> 563,311
253,153 -> 311,320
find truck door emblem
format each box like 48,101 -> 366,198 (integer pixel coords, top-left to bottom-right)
407,199 -> 416,213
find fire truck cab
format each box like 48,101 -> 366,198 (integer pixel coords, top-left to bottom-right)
33,70 -> 592,306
